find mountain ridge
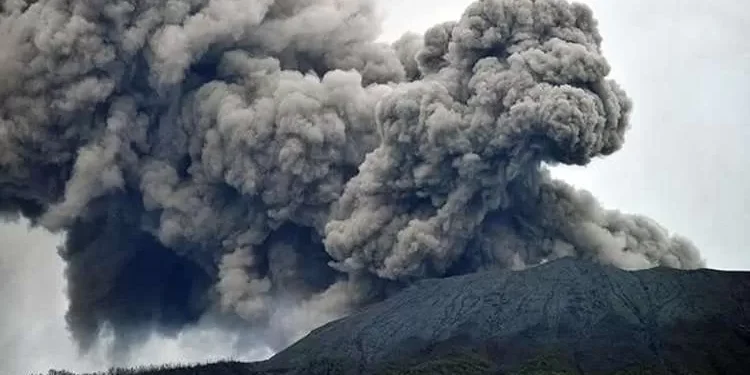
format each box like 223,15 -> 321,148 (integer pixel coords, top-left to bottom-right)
263,258 -> 750,373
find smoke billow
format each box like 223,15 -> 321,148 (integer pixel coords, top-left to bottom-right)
0,0 -> 703,358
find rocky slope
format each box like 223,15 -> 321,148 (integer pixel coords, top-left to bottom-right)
263,258 -> 750,374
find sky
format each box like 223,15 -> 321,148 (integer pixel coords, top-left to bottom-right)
2,1 -> 749,373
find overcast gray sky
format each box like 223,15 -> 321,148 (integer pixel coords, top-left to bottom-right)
2,1 -> 748,373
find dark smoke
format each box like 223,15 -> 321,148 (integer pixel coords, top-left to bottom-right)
0,0 -> 703,357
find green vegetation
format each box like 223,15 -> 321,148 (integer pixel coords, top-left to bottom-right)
30,351 -> 726,375
33,362 -> 255,375
507,352 -> 580,375
375,351 -> 492,375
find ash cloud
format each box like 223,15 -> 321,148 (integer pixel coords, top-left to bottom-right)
0,0 -> 703,358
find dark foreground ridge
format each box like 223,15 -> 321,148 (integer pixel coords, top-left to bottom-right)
52,258 -> 750,374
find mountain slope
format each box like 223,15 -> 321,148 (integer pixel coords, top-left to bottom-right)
263,258 -> 750,374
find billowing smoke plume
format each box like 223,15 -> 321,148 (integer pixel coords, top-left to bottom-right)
0,0 -> 703,357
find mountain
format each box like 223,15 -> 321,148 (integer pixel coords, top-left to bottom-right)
261,258 -> 750,374
57,258 -> 750,374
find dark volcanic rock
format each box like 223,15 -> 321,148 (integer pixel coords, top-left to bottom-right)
265,258 -> 750,374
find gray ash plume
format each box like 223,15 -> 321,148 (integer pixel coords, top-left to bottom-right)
0,0 -> 703,357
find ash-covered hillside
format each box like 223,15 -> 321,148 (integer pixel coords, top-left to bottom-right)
56,258 -> 750,375
261,258 -> 750,374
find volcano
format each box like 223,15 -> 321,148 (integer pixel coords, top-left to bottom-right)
261,258 -> 750,374
64,258 -> 750,374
